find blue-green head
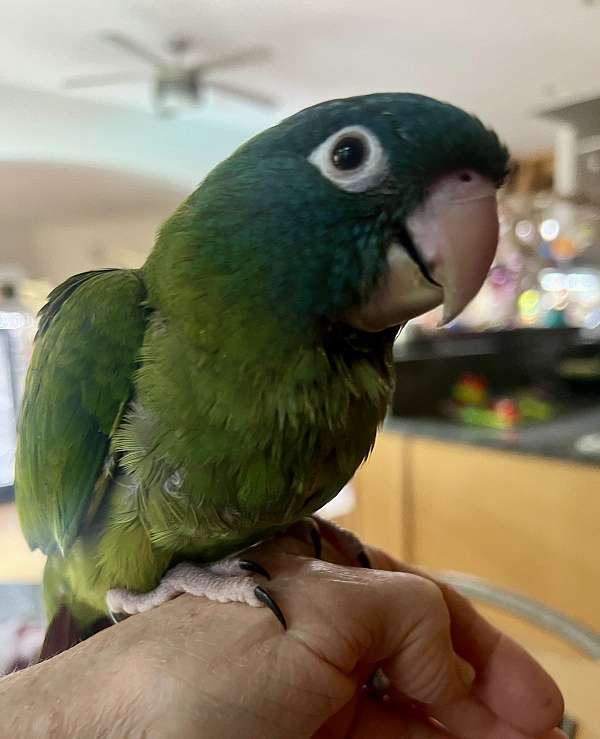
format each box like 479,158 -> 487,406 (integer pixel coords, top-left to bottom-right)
150,93 -> 509,337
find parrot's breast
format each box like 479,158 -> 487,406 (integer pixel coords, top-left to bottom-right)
112,320 -> 396,561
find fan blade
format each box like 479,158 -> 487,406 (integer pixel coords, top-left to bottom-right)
100,31 -> 166,67
196,46 -> 270,73
209,80 -> 274,107
63,72 -> 149,89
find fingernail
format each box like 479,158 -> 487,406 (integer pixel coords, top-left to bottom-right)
455,656 -> 476,690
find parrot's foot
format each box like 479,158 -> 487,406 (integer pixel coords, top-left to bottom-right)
106,558 -> 286,628
285,516 -> 323,558
309,516 -> 371,568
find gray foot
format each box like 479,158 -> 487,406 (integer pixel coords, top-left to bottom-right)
106,557 -> 286,627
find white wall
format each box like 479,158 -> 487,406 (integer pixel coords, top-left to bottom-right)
1,212 -> 167,288
0,224 -> 37,281
31,213 -> 160,285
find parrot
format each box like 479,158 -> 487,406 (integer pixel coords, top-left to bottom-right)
15,93 -> 509,657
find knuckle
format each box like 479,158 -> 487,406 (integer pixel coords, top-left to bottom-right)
410,575 -> 445,608
402,576 -> 450,633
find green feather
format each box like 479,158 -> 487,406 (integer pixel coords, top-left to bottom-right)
15,92 -> 509,630
15,270 -> 146,555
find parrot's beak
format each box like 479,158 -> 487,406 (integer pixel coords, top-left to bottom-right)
344,170 -> 499,332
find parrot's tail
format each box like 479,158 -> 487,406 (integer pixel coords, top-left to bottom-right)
38,605 -> 112,662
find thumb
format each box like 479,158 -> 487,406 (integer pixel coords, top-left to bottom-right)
371,575 -> 476,705
277,558 -> 476,707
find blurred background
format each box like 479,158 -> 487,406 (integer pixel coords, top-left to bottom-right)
1,0 -> 599,732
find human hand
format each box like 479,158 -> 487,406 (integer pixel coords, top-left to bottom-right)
0,534 -> 565,738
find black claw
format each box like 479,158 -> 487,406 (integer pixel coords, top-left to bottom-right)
309,524 -> 322,559
254,586 -> 287,629
107,609 -> 129,625
239,559 -> 271,580
357,550 -> 372,569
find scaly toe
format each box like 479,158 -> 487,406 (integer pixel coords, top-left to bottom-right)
106,589 -> 134,619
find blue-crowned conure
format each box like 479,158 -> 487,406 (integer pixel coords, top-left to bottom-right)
15,93 -> 509,656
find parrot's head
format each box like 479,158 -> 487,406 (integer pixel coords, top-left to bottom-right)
165,93 -> 509,334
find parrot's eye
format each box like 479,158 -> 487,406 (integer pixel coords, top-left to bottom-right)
331,136 -> 366,170
308,125 -> 389,193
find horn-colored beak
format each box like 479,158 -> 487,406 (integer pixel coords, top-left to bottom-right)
344,170 -> 499,332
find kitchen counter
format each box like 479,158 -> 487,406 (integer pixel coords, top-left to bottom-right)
389,327 -> 600,465
385,404 -> 600,466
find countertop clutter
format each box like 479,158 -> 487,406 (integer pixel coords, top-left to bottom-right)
385,403 -> 600,466
391,327 -> 600,465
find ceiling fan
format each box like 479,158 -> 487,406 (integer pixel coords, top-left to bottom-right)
64,32 -> 275,116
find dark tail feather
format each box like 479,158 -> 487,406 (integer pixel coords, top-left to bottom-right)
38,605 -> 112,662
38,605 -> 81,661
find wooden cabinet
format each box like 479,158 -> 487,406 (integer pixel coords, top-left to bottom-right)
349,431 -> 600,634
410,437 -> 600,633
349,433 -> 408,559
0,503 -> 44,583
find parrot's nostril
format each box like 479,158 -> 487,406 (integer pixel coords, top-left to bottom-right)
459,172 -> 472,183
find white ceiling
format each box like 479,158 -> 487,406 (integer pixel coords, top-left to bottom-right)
0,162 -> 185,225
3,0 -> 600,154
3,0 -> 600,247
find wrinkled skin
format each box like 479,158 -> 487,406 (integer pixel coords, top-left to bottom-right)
0,535 -> 564,739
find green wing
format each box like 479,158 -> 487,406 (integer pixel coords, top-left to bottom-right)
15,269 -> 147,555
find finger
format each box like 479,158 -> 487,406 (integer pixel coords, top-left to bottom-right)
386,684 -> 566,739
363,546 -> 564,734
255,540 -> 563,735
346,697 -> 454,739
428,694 -> 561,739
313,691 -> 456,739
439,584 -> 564,734
274,558 -> 475,706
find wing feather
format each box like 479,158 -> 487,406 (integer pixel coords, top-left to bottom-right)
15,269 -> 147,555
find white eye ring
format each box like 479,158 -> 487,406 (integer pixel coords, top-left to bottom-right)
308,125 -> 389,193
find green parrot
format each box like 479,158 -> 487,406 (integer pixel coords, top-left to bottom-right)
15,93 -> 508,655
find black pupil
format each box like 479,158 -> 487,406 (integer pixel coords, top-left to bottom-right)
331,136 -> 366,170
